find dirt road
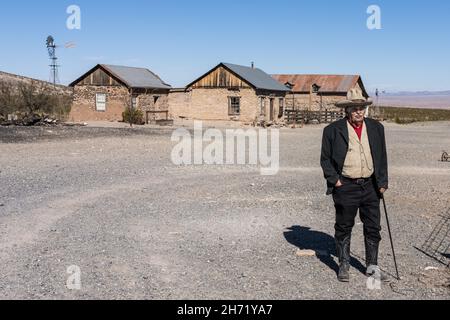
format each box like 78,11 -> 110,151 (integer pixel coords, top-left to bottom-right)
0,122 -> 449,299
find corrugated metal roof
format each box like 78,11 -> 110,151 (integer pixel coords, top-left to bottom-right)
272,74 -> 367,96
101,64 -> 172,89
223,63 -> 289,92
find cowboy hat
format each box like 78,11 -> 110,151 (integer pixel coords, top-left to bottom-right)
335,88 -> 373,108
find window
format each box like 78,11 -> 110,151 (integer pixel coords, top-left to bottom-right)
278,98 -> 285,118
131,96 -> 138,109
228,97 -> 241,115
312,83 -> 321,93
260,97 -> 266,116
96,93 -> 106,111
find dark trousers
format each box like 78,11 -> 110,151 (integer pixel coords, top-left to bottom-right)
333,178 -> 382,244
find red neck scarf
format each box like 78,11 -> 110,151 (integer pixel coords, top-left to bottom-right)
348,120 -> 364,141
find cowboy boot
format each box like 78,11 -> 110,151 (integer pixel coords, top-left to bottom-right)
365,239 -> 390,283
336,236 -> 351,282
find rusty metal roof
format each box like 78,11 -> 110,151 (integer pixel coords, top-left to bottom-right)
272,74 -> 368,97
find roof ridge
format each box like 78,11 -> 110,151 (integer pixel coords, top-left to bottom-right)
143,68 -> 171,86
101,64 -> 146,69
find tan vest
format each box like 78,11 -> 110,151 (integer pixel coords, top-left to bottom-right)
342,121 -> 374,179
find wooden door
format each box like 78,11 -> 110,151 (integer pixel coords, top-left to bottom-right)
270,99 -> 274,121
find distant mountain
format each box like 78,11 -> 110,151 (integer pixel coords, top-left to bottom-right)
372,90 -> 450,110
371,90 -> 450,97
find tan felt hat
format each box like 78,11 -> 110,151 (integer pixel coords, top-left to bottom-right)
335,88 -> 373,108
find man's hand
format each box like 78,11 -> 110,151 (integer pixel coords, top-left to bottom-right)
335,180 -> 343,188
379,188 -> 386,194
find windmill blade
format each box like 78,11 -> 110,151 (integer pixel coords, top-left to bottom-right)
65,42 -> 77,49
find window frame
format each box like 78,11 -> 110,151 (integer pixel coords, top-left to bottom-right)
260,97 -> 266,116
95,93 -> 107,112
278,98 -> 285,118
228,96 -> 241,116
131,96 -> 139,109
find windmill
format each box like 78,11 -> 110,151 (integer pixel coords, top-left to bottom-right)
46,36 -> 59,86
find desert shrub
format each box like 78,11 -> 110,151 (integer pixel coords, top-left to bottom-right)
379,106 -> 450,124
0,80 -> 72,120
0,82 -> 19,116
122,107 -> 144,125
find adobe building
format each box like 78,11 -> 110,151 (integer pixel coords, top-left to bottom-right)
169,63 -> 290,124
69,64 -> 171,123
271,74 -> 369,111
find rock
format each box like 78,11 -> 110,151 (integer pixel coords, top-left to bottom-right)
44,118 -> 53,123
295,249 -> 316,257
1,112 -> 62,127
425,267 -> 439,271
7,114 -> 18,121
156,119 -> 174,127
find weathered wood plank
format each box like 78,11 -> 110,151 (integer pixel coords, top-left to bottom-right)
191,66 -> 252,89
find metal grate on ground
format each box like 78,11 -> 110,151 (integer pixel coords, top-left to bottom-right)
417,208 -> 450,267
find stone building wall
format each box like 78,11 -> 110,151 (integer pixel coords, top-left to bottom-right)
284,93 -> 347,111
69,85 -> 129,122
257,95 -> 285,123
0,71 -> 72,96
70,85 -> 170,123
285,82 -> 367,112
168,88 -> 259,123
137,93 -> 170,122
168,90 -> 192,120
169,88 -> 286,124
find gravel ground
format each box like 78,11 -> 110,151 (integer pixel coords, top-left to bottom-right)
0,122 -> 449,300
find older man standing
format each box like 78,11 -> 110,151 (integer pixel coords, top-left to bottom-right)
320,89 -> 389,283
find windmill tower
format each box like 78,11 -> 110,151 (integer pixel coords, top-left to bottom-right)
46,36 -> 60,85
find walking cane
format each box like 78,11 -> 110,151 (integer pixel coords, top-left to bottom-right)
381,195 -> 401,280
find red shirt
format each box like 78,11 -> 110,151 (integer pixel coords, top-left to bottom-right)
349,121 -> 363,141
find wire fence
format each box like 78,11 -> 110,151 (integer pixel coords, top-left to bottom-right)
417,208 -> 450,268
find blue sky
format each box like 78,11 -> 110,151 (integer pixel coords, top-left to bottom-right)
0,0 -> 449,92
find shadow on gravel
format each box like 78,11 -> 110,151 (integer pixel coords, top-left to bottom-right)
284,226 -> 367,276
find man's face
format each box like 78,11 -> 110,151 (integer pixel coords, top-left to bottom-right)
348,106 -> 367,124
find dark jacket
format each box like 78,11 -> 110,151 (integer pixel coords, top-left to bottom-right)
320,118 -> 389,195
